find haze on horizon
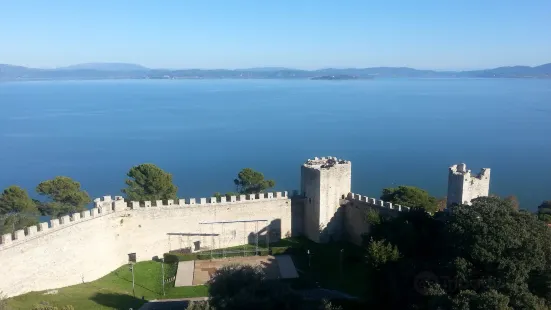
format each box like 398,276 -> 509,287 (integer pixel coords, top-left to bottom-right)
1,0 -> 550,70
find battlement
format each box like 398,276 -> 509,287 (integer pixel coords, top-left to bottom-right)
449,163 -> 490,179
346,192 -> 411,212
303,156 -> 351,169
0,191 -> 289,250
126,191 -> 288,209
0,205 -> 112,250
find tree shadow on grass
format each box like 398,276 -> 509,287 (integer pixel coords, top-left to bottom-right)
90,292 -> 148,309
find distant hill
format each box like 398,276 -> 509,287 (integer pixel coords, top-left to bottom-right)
240,67 -> 294,72
56,63 -> 149,71
1,62 -> 550,81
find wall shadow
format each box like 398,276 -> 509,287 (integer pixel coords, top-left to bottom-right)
291,197 -> 305,237
246,219 -> 282,247
319,205 -> 346,243
89,292 -> 147,309
167,232 -> 220,253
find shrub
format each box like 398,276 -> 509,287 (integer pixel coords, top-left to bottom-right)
187,300 -> 213,310
270,246 -> 290,255
164,252 -> 198,262
0,291 -> 8,310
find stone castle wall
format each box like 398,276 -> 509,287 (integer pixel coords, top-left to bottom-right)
0,157 -> 489,297
0,192 -> 292,297
343,193 -> 410,245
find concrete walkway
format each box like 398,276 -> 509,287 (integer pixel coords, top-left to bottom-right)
174,261 -> 194,287
138,297 -> 208,310
275,255 -> 299,279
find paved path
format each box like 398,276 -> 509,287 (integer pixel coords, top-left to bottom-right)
138,297 -> 208,310
275,255 -> 299,279
174,261 -> 194,287
193,255 -> 280,284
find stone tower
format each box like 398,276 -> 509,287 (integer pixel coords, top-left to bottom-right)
447,163 -> 491,208
301,157 -> 352,243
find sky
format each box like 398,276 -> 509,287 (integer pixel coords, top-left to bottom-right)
1,0 -> 550,70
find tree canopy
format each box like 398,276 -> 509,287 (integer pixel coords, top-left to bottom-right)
0,185 -> 39,234
121,163 -> 178,201
364,196 -> 551,310
0,185 -> 37,214
208,264 -> 303,310
380,185 -> 438,213
207,264 -> 341,310
36,176 -> 91,216
233,168 -> 275,194
537,201 -> 551,224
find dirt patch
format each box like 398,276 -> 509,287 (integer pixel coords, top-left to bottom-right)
192,255 -> 280,285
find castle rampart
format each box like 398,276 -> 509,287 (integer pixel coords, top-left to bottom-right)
0,192 -> 292,297
343,193 -> 411,245
0,157 -> 490,297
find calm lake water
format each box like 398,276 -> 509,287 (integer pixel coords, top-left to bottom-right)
0,79 -> 550,210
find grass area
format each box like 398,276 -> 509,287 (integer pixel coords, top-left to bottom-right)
7,238 -> 366,309
7,261 -> 208,310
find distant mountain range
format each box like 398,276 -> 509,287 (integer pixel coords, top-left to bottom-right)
1,62 -> 550,81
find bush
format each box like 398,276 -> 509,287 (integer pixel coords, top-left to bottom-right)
187,300 -> 213,310
164,252 -> 198,262
0,291 -> 8,310
270,246 -> 290,255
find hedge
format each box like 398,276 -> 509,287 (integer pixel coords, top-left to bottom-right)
164,247 -> 290,262
270,246 -> 291,255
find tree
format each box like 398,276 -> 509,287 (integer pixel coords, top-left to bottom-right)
0,186 -> 39,234
0,186 -> 37,214
121,164 -> 178,201
0,213 -> 38,235
233,168 -> 275,194
537,201 -> 551,224
365,238 -> 399,268
380,185 -> 438,213
364,196 -> 551,310
36,176 -> 91,216
436,196 -> 447,211
504,195 -> 520,210
214,192 -> 239,202
208,264 -> 302,310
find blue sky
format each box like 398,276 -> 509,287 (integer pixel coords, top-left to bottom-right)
1,0 -> 550,70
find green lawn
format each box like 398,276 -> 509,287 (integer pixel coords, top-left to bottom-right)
7,261 -> 208,310
7,238 -> 366,309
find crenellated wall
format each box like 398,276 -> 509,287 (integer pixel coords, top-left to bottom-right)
0,192 -> 292,297
343,193 -> 410,245
0,157 -> 491,297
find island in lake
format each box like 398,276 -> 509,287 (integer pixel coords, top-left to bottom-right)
310,74 -> 360,80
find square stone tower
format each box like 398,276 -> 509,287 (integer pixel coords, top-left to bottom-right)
301,157 -> 352,243
447,163 -> 491,208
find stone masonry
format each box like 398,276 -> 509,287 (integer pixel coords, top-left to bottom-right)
447,163 -> 491,207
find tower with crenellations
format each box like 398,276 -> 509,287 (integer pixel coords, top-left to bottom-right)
301,157 -> 352,242
447,163 -> 491,208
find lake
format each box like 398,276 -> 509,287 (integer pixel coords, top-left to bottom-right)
0,79 -> 550,210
